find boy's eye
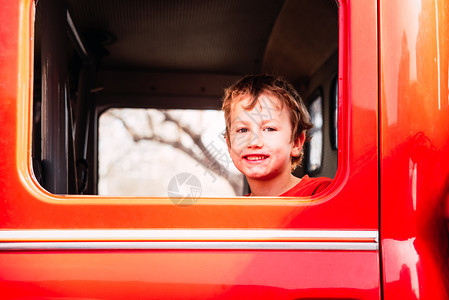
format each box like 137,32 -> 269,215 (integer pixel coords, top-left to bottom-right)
236,128 -> 249,133
263,127 -> 276,132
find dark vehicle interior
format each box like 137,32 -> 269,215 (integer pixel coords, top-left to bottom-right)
32,0 -> 339,195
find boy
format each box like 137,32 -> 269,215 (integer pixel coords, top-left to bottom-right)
222,74 -> 331,196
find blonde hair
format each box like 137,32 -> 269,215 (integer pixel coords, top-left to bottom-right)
222,74 -> 313,171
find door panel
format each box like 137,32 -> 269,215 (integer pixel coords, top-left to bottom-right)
0,0 -> 380,298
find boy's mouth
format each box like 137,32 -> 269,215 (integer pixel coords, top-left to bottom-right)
243,154 -> 269,161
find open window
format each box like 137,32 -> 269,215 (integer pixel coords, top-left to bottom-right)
32,0 -> 339,196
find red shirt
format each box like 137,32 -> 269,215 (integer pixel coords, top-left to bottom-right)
279,175 -> 332,197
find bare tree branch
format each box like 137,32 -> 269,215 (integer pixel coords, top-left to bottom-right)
110,111 -> 242,194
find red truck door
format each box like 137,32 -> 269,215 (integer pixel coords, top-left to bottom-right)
0,0 -> 381,298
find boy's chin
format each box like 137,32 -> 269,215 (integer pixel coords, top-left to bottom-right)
243,168 -> 275,181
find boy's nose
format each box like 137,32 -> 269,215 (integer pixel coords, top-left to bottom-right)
247,132 -> 263,148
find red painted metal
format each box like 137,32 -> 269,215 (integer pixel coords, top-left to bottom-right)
8,0 -> 449,298
0,251 -> 379,299
379,0 -> 449,299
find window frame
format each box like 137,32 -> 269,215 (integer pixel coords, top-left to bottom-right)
13,0 -> 379,232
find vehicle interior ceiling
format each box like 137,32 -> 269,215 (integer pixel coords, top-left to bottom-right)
33,0 -> 339,195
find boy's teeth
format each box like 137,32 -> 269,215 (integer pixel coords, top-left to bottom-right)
247,155 -> 267,161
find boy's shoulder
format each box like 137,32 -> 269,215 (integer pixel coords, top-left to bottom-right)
280,175 -> 332,197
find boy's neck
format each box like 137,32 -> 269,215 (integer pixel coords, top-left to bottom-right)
247,173 -> 301,196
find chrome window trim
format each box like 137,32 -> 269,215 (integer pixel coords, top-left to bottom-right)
0,241 -> 377,251
0,229 -> 378,251
0,229 -> 378,241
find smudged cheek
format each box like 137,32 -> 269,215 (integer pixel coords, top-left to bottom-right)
269,151 -> 291,170
228,149 -> 246,172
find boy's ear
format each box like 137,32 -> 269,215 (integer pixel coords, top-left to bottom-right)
291,132 -> 306,157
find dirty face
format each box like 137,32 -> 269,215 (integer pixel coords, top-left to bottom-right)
227,94 -> 304,181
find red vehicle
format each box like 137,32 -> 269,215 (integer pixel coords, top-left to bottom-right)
1,0 -> 448,299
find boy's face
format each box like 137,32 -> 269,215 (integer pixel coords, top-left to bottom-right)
226,94 -> 305,181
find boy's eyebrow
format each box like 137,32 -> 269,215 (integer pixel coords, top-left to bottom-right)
260,119 -> 281,125
232,118 -> 281,126
231,118 -> 250,126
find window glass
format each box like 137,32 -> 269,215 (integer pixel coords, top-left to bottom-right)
330,76 -> 338,150
307,94 -> 323,173
98,108 -> 244,196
